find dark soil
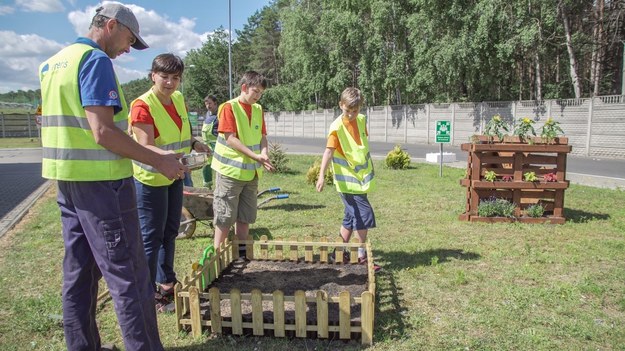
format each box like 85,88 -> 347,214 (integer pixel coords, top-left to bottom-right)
200,259 -> 369,324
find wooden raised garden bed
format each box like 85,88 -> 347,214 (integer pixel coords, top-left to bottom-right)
459,136 -> 572,223
173,236 -> 376,345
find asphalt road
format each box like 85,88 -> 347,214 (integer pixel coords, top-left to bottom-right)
270,136 -> 625,189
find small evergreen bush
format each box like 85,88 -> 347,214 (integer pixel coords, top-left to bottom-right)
306,159 -> 333,185
477,197 -> 516,217
268,141 -> 289,173
385,145 -> 411,169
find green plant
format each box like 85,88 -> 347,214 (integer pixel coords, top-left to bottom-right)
306,158 -> 332,185
513,117 -> 537,141
524,171 -> 538,182
484,170 -> 497,182
477,197 -> 516,217
483,114 -> 509,141
268,141 -> 290,173
385,144 -> 411,169
525,204 -> 545,218
540,117 -> 565,143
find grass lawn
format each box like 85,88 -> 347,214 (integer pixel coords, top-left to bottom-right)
0,155 -> 624,350
0,137 -> 41,148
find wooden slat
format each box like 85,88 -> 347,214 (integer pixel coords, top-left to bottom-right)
361,291 -> 374,345
305,235 -> 313,262
339,291 -> 351,339
295,290 -> 307,337
335,237 -> 344,265
349,240 -> 358,264
290,239 -> 299,262
182,276 -> 191,315
230,289 -> 243,335
251,289 -> 263,335
273,290 -> 285,337
260,235 -> 268,259
319,237 -> 328,263
316,290 -> 328,338
174,282 -> 183,332
209,287 -> 222,333
275,237 -> 283,260
189,286 -> 202,337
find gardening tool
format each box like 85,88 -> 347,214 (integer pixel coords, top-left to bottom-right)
257,193 -> 289,208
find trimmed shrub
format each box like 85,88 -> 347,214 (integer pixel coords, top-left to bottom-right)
306,159 -> 333,185
385,145 -> 411,169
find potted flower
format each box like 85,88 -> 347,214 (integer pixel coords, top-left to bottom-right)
513,117 -> 536,143
482,114 -> 509,142
540,118 -> 565,144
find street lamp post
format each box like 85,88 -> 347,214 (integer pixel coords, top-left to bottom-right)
621,41 -> 625,97
228,0 -> 233,99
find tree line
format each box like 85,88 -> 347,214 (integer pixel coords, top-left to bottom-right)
3,0 -> 624,114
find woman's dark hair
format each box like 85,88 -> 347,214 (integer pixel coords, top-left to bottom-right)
149,53 -> 184,79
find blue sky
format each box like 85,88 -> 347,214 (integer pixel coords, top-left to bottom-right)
0,0 -> 271,93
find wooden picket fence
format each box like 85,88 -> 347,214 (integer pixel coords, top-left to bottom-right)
174,236 -> 376,345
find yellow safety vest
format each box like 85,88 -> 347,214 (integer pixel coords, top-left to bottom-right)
211,98 -> 263,181
39,43 -> 132,181
202,113 -> 218,145
329,114 -> 375,194
130,90 -> 191,186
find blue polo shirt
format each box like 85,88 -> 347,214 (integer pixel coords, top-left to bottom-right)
75,37 -> 123,114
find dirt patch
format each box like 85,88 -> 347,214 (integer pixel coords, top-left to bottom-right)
200,259 -> 369,324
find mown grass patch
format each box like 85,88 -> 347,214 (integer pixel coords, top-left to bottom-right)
0,155 -> 624,350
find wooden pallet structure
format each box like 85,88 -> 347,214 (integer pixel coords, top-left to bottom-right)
173,235 -> 376,345
459,136 -> 572,223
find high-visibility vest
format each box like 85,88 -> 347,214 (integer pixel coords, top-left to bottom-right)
202,113 -> 218,145
211,98 -> 263,181
130,89 -> 191,186
39,43 -> 132,181
329,114 -> 375,194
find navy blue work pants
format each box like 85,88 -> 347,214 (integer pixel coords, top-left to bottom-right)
57,178 -> 163,351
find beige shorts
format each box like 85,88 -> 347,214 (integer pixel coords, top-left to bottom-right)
212,172 -> 259,228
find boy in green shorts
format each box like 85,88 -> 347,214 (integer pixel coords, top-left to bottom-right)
211,71 -> 274,257
316,87 -> 380,272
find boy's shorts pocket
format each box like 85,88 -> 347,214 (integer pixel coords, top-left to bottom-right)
102,218 -> 129,262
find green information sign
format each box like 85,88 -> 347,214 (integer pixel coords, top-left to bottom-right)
436,120 -> 451,143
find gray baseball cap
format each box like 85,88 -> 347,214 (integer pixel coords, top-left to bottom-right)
95,3 -> 149,50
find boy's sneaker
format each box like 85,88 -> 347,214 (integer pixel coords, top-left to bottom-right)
358,256 -> 382,273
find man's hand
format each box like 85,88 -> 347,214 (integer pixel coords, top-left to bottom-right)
155,151 -> 188,181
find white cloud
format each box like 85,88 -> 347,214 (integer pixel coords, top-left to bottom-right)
0,5 -> 15,15
69,3 -> 208,56
0,2 -> 212,93
16,0 -> 65,13
0,31 -> 64,93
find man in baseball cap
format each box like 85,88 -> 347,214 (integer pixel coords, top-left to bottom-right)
95,2 -> 149,50
37,1 -> 184,351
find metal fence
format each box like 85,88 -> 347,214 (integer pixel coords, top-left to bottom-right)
0,113 -> 40,138
265,95 -> 625,159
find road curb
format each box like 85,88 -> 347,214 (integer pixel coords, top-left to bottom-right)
0,180 -> 52,239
